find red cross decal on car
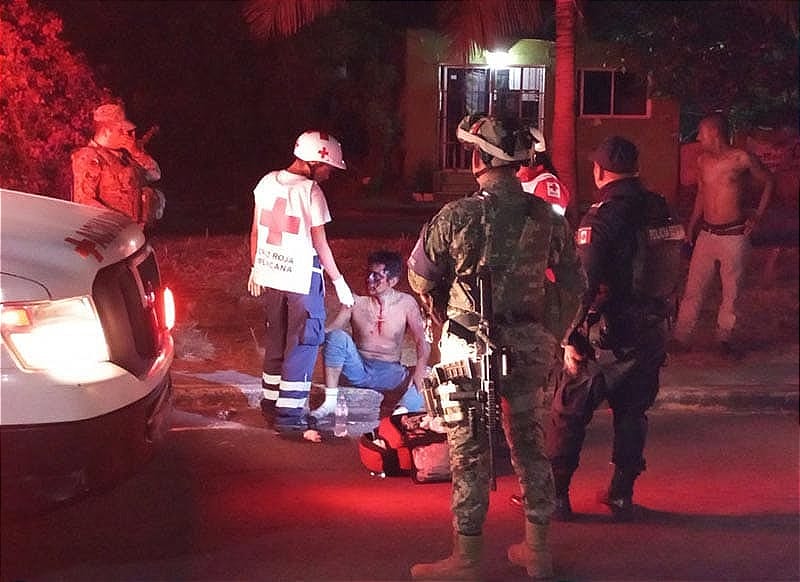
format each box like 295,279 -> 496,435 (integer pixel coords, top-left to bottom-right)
64,237 -> 104,262
260,198 -> 300,245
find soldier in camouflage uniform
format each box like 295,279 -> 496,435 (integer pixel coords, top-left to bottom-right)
72,103 -> 164,227
407,115 -> 585,581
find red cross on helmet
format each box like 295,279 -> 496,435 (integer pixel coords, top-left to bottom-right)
293,131 -> 347,170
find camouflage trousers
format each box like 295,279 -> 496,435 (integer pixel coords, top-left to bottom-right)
439,321 -> 558,535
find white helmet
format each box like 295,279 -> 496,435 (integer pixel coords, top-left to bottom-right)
456,114 -> 531,166
530,127 -> 546,153
293,131 -> 347,170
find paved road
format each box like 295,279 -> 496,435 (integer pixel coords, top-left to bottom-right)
2,410 -> 797,582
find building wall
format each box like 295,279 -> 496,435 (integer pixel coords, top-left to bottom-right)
576,98 -> 681,208
575,40 -> 680,208
402,30 -> 680,208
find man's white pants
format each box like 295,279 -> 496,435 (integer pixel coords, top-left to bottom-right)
674,229 -> 751,344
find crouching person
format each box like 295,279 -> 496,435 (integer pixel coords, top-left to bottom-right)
313,251 -> 430,423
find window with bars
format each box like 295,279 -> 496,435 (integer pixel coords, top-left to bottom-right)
439,66 -> 546,170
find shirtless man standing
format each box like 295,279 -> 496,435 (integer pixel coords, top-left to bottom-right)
312,250 -> 431,433
672,113 -> 775,358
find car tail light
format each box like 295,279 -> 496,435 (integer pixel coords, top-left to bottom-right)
162,287 -> 175,331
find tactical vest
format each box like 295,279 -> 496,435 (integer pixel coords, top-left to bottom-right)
631,191 -> 685,307
449,193 -> 561,335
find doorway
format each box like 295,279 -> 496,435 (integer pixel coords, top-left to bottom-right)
439,65 -> 546,170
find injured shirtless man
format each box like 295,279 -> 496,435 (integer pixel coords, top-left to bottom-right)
312,250 -> 431,431
672,113 -> 774,359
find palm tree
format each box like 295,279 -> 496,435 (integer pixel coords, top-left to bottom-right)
552,0 -> 578,222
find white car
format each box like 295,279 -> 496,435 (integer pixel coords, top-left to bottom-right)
0,188 -> 175,513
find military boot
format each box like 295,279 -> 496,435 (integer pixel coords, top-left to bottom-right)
410,532 -> 482,580
597,466 -> 638,522
507,521 -> 554,580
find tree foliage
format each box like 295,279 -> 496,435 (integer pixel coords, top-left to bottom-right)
586,0 -> 799,136
246,2 -> 423,198
0,0 -> 110,198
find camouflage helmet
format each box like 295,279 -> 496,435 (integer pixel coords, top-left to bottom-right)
456,114 -> 532,167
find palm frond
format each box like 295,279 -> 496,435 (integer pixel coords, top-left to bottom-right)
439,0 -> 544,57
243,0 -> 343,39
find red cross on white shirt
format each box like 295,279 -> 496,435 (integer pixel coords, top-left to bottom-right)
260,198 -> 300,245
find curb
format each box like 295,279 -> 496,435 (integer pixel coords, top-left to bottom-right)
654,384 -> 798,413
172,376 -> 798,415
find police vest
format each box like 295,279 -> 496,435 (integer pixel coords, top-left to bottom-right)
632,191 -> 685,306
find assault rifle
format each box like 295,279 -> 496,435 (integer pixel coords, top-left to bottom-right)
474,267 -> 503,490
420,269 -> 504,490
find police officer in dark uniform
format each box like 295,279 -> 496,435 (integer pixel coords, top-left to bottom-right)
547,136 -> 671,522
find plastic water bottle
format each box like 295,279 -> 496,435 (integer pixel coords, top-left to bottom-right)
334,391 -> 349,437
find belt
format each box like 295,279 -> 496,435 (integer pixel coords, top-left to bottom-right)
702,221 -> 747,236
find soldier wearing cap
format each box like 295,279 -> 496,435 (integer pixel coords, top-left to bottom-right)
546,135 -> 671,523
407,114 -> 585,580
71,103 -> 163,226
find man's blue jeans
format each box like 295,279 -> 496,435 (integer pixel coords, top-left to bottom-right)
323,329 -> 424,413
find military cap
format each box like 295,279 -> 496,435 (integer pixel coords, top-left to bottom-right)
93,103 -> 136,131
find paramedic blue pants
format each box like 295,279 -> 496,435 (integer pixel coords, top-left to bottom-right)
261,259 -> 325,430
323,329 -> 424,415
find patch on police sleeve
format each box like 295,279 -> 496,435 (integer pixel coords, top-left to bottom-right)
577,226 -> 592,245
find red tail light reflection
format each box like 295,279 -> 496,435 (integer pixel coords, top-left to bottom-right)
163,287 -> 175,330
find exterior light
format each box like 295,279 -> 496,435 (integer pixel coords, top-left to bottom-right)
485,50 -> 511,67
